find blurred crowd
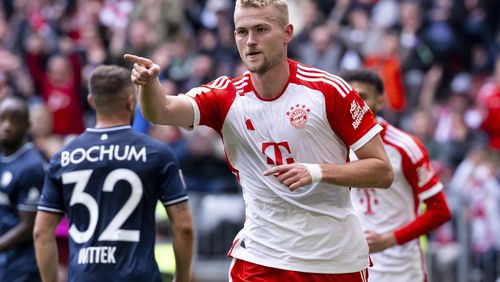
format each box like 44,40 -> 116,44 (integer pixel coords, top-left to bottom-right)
0,0 -> 499,280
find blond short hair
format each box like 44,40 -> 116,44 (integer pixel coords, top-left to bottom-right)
236,0 -> 289,26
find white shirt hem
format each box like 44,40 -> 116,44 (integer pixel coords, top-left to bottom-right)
229,248 -> 369,274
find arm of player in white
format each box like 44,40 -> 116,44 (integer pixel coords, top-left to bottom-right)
264,134 -> 393,191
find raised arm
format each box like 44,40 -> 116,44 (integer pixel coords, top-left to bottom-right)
124,54 -> 194,127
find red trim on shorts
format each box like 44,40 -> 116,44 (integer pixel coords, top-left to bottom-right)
227,238 -> 240,257
230,259 -> 369,282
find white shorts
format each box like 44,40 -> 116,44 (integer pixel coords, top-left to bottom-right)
368,266 -> 426,282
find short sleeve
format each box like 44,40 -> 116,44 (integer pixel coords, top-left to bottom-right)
326,89 -> 381,151
400,137 -> 443,201
158,150 -> 188,207
183,76 -> 237,132
38,159 -> 65,214
16,164 -> 45,212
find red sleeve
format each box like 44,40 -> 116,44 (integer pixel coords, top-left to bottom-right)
325,88 -> 379,149
394,191 -> 451,244
384,132 -> 451,244
184,76 -> 237,133
400,135 -> 443,200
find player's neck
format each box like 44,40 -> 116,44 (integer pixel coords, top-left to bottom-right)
1,140 -> 26,156
94,117 -> 131,129
251,59 -> 290,100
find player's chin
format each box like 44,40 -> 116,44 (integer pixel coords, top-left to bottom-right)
245,64 -> 259,73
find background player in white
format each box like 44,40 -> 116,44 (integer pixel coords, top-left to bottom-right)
33,65 -> 194,282
0,96 -> 45,281
125,0 -> 393,281
343,69 -> 452,282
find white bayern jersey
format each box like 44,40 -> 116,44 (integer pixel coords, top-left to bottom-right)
184,59 -> 382,273
351,118 -> 443,273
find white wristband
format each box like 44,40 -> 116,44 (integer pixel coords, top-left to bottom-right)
303,163 -> 323,183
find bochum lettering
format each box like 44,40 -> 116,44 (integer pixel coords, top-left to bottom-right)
61,145 -> 147,167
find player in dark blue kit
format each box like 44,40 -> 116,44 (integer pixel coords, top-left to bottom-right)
0,96 -> 45,281
34,65 -> 194,282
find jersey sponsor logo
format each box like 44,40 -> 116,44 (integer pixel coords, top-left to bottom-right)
262,142 -> 295,165
1,171 -> 12,188
78,246 -> 116,264
61,145 -> 147,167
350,101 -> 369,129
357,189 -> 378,215
286,104 -> 310,129
416,163 -> 434,188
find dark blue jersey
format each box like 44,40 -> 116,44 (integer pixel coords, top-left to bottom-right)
0,143 -> 45,281
38,126 -> 188,282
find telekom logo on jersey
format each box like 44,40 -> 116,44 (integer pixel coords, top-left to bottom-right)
262,142 -> 295,165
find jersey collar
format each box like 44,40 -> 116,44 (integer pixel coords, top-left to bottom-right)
0,142 -> 33,163
86,125 -> 132,132
247,59 -> 296,102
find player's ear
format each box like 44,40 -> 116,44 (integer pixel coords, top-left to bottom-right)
126,94 -> 136,112
87,94 -> 96,110
284,24 -> 294,44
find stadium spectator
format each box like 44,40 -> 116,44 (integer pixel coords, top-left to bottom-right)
296,24 -> 345,74
449,147 -> 500,282
364,29 -> 406,113
25,34 -> 85,135
28,103 -> 66,160
33,65 -> 194,282
344,69 -> 451,282
433,72 -> 484,168
0,96 -> 45,281
125,0 -> 393,280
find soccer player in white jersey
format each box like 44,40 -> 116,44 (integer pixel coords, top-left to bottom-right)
125,0 -> 394,280
343,69 -> 452,282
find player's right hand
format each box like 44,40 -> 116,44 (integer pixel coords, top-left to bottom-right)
124,54 -> 161,86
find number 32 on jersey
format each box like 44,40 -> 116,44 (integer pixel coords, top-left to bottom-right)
62,169 -> 143,243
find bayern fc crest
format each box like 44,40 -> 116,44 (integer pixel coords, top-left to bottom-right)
286,104 -> 310,128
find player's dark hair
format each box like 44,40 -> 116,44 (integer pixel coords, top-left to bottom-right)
89,65 -> 133,113
341,69 -> 384,96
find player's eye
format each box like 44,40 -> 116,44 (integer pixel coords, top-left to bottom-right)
236,29 -> 248,36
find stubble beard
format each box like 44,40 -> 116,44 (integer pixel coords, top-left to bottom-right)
244,56 -> 273,75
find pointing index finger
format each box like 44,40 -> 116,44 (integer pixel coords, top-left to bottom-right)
124,54 -> 152,68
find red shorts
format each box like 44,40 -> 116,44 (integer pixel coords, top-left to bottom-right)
230,259 -> 368,282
